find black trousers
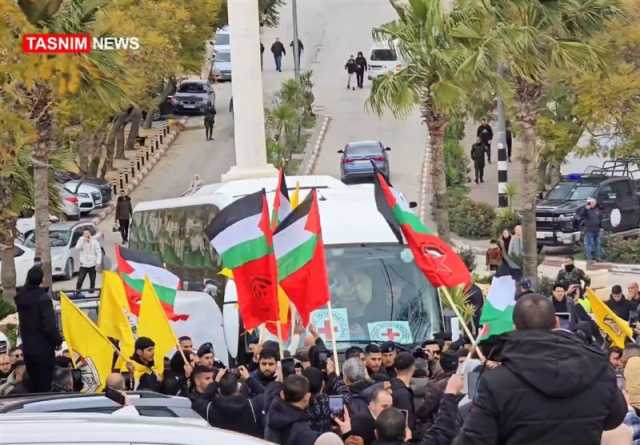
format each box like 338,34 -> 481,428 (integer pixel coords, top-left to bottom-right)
356,70 -> 364,88
474,163 -> 485,183
205,121 -> 214,140
76,266 -> 97,290
25,355 -> 54,393
119,218 -> 130,242
483,142 -> 491,162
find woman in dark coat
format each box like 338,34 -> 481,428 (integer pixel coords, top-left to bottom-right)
15,266 -> 62,392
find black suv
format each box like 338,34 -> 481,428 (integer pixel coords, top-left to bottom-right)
536,158 -> 640,248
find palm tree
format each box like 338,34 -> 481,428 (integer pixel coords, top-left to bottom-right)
367,0 -> 471,242
15,0 -> 128,285
457,0 -> 620,283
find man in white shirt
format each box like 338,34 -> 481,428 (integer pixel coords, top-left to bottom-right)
75,230 -> 102,291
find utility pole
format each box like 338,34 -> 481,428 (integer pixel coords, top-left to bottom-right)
496,64 -> 509,208
292,0 -> 301,80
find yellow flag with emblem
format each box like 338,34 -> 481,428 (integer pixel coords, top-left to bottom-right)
586,288 -> 633,348
137,277 -> 179,377
60,292 -> 116,391
291,181 -> 301,209
98,271 -> 135,365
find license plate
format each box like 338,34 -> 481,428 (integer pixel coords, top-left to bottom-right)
536,217 -> 554,222
182,104 -> 195,108
536,231 -> 554,239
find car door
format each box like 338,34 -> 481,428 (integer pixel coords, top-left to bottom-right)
612,180 -> 640,230
597,183 -> 618,232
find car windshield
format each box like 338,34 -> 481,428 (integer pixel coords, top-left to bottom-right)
215,33 -> 230,46
215,52 -> 231,63
178,83 -> 205,93
346,144 -> 381,156
314,244 -> 441,349
24,230 -> 71,248
370,49 -> 397,61
547,182 -> 597,201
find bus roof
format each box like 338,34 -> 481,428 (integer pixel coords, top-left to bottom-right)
194,175 -> 346,198
132,177 -> 399,245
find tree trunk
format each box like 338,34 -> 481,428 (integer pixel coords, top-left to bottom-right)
124,107 -> 142,152
420,97 -> 451,241
99,112 -> 128,178
0,179 -> 17,304
31,84 -> 53,286
114,115 -> 127,160
515,80 -> 544,287
143,79 -> 176,129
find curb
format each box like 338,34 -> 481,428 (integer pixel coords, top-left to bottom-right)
91,117 -> 189,226
302,115 -> 331,175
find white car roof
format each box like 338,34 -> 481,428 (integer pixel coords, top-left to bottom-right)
0,412 -> 269,445
195,175 -> 346,198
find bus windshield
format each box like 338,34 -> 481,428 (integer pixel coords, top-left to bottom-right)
318,244 -> 441,348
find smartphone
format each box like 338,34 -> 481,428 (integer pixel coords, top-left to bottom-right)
328,395 -> 345,418
105,387 -> 126,406
399,409 -> 409,428
555,312 -> 571,330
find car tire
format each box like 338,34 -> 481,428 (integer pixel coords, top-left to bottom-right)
64,258 -> 74,281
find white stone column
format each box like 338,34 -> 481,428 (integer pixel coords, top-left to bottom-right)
221,0 -> 277,182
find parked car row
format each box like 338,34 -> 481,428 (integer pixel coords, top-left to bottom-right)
53,170 -> 113,219
0,221 -> 104,287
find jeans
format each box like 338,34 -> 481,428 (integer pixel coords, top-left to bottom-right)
347,72 -> 354,88
76,266 -> 97,290
356,70 -> 364,88
274,55 -> 283,72
584,230 -> 603,261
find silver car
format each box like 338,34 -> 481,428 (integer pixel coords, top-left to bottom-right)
174,80 -> 215,114
213,50 -> 232,81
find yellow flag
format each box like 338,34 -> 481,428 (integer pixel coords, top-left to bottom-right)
586,288 -> 633,348
137,277 -> 178,376
291,181 -> 301,209
60,292 -> 115,390
98,271 -> 135,363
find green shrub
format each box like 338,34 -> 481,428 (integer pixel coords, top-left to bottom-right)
449,197 -> 496,239
494,208 -> 520,238
444,139 -> 469,188
457,246 -> 477,272
472,273 -> 493,284
603,236 -> 640,263
535,275 -> 555,296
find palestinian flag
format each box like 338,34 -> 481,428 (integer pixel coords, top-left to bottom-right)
114,245 -> 188,321
479,260 -> 521,341
373,172 -> 471,289
271,168 -> 292,229
205,190 -> 280,331
273,189 -> 330,326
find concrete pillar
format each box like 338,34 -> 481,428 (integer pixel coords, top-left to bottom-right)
221,0 -> 277,182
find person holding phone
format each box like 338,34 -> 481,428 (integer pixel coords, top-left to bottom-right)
351,386 -> 393,445
390,352 -> 417,436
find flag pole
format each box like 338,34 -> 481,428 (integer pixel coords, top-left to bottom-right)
326,300 -> 341,376
440,287 -> 486,362
275,322 -> 285,356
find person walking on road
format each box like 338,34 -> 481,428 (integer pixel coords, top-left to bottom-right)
506,120 -> 514,162
289,38 -> 304,64
471,137 -> 486,184
75,229 -> 102,291
260,42 -> 265,70
115,190 -> 133,244
16,266 -> 63,393
271,37 -> 286,72
345,55 -> 357,90
204,104 -> 216,141
455,293 -> 627,445
477,118 -> 493,163
577,197 -> 603,265
355,51 -> 368,88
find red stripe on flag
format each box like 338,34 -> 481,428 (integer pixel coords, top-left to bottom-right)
115,245 -> 135,274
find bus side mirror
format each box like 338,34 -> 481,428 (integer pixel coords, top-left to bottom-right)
409,201 -> 417,208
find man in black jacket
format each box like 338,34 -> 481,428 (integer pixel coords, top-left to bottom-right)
476,118 -> 493,163
188,365 -> 215,420
15,266 -> 62,392
606,284 -> 632,321
271,37 -> 286,72
114,191 -> 133,243
390,352 -> 416,436
209,366 -> 262,437
470,138 -> 486,184
577,198 -> 603,264
380,342 -> 397,379
265,374 -> 322,445
352,386 -> 393,445
455,293 -> 627,445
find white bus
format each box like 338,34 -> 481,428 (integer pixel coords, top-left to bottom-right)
128,175 -> 443,363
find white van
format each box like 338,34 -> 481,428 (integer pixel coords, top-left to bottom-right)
57,176 -> 442,366
368,40 -> 403,80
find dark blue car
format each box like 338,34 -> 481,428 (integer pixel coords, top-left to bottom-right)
339,140 -> 391,183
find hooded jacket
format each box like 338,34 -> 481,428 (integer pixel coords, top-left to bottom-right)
606,296 -> 632,321
16,285 -> 62,360
211,393 -> 261,438
455,329 -> 627,445
265,398 -> 321,445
